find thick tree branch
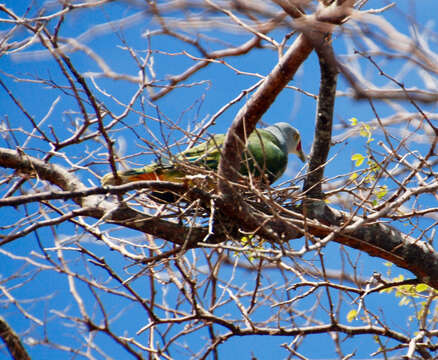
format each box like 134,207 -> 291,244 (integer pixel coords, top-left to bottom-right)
216,0 -> 354,231
0,147 -> 303,245
0,316 -> 30,360
303,39 -> 338,199
2,147 -> 438,290
217,34 -> 313,194
0,148 -> 86,196
304,204 -> 438,290
0,147 -> 216,247
271,0 -> 306,18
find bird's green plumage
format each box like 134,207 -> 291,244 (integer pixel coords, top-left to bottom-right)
101,123 -> 305,187
172,129 -> 287,182
241,129 -> 288,182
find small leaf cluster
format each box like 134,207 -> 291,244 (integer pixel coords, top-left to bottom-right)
346,272 -> 434,324
349,118 -> 387,206
380,274 -> 430,303
238,235 -> 265,262
379,264 -> 437,323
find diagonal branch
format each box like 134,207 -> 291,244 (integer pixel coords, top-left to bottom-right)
0,316 -> 30,360
217,34 -> 313,196
304,204 -> 438,290
0,147 -> 214,247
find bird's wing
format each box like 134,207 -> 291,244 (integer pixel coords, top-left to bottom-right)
245,130 -> 288,183
176,134 -> 225,170
100,163 -> 183,184
101,135 -> 225,185
101,129 -> 290,186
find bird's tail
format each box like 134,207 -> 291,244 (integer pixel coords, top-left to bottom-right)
101,164 -> 185,186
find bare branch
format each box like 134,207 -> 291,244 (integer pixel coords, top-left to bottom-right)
0,316 -> 30,360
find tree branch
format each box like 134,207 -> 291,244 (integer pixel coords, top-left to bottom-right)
2,146 -> 438,290
217,34 -> 313,195
303,37 -> 338,199
0,147 -> 216,247
0,316 -> 30,360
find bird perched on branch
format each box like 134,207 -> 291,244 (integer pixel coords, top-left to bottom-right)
101,122 -> 306,192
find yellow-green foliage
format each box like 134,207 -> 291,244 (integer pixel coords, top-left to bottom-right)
238,235 -> 265,262
380,263 -> 436,323
349,118 -> 387,206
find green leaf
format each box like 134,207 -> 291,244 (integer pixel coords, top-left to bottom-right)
375,185 -> 388,199
359,124 -> 370,137
368,160 -> 380,172
347,309 -> 358,322
240,234 -> 254,245
415,284 -> 429,293
365,174 -> 376,183
351,153 -> 365,167
359,123 -> 374,142
240,236 -> 249,245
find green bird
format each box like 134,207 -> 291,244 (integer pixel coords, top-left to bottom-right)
101,122 -> 306,190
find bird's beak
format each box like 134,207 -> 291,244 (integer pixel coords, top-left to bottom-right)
296,140 -> 307,162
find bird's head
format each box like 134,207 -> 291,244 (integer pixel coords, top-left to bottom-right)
270,122 -> 306,162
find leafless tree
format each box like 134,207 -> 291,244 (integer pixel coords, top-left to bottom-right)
1,0 -> 438,359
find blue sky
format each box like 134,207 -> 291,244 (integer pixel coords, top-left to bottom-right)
2,1 -> 438,359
